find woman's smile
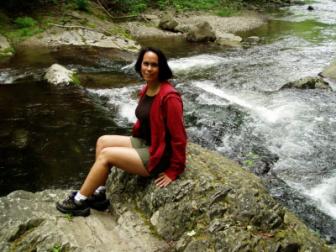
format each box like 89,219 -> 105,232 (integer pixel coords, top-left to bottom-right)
141,51 -> 159,85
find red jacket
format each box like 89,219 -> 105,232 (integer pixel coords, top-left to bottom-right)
132,81 -> 187,180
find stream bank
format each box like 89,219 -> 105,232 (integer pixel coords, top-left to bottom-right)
1,0 -> 336,248
0,143 -> 334,251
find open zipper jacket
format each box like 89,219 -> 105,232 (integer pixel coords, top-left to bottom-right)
132,81 -> 187,180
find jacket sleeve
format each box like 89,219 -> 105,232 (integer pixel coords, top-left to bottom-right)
163,95 -> 187,180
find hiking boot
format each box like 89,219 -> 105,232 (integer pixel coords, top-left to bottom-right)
87,189 -> 110,211
56,191 -> 90,217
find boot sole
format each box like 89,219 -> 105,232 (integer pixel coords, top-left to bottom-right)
56,203 -> 90,217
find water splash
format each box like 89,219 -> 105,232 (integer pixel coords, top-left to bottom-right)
193,80 -> 292,123
288,176 -> 336,219
170,54 -> 225,74
88,86 -> 138,125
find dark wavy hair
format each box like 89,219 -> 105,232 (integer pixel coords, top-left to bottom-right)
135,47 -> 173,81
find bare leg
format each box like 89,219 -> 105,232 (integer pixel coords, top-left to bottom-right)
79,147 -> 149,197
92,135 -> 134,189
95,135 -> 132,159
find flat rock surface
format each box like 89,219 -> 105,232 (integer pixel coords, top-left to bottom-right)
0,190 -> 169,252
124,12 -> 266,39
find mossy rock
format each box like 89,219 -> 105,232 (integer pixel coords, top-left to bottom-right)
106,143 -> 333,251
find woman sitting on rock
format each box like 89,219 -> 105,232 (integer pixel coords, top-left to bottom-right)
56,47 -> 187,217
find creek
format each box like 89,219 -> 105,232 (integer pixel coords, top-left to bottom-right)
1,0 -> 336,243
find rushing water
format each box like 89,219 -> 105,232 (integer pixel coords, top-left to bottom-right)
1,0 -> 336,243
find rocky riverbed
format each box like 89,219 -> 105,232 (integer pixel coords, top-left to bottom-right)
0,143 -> 334,251
0,8 -> 267,60
1,3 -> 336,251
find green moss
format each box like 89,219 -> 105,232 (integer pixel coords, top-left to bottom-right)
71,73 -> 81,86
0,47 -> 15,57
243,152 -> 259,169
133,205 -> 163,239
50,244 -> 62,252
109,25 -> 133,40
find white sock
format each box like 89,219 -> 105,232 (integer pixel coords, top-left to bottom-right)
94,186 -> 106,195
75,191 -> 87,202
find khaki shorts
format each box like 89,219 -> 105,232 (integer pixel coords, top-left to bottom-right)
130,136 -> 150,169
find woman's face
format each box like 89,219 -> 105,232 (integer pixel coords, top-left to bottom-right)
141,51 -> 159,84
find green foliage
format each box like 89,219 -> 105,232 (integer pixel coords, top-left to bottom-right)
2,16 -> 44,42
105,0 -> 148,14
63,213 -> 74,221
103,0 -> 243,16
75,0 -> 89,11
51,244 -> 62,252
14,17 -> 37,28
0,0 -> 61,12
71,74 -> 81,86
0,47 -> 15,58
243,152 -> 259,168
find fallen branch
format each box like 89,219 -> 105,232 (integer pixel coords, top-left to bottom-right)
50,23 -> 113,36
94,0 -> 140,21
95,0 -> 115,20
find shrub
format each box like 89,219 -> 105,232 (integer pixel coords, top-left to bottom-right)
14,17 -> 38,28
75,0 -> 89,11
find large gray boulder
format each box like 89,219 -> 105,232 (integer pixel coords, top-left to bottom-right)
107,143 -> 333,251
186,21 -> 216,42
0,144 -> 333,251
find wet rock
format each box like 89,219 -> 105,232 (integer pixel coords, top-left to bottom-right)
12,129 -> 29,149
186,21 -> 216,42
245,36 -> 261,44
106,143 -> 333,251
264,174 -> 336,244
159,13 -> 179,32
0,190 -> 169,252
22,28 -> 140,52
280,76 -> 331,90
0,35 -> 14,57
320,61 -> 336,80
44,64 -> 79,86
0,144 -> 334,251
216,32 -> 242,47
307,5 -> 314,11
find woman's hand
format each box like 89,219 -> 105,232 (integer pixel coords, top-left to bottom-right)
155,173 -> 173,188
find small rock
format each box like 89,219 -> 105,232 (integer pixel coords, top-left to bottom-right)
159,13 -> 179,32
280,76 -> 331,90
216,32 -> 242,47
186,21 -> 216,42
44,64 -> 78,86
246,36 -> 260,44
307,6 -> 314,11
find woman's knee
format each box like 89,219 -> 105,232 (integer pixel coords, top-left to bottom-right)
97,135 -> 109,149
97,148 -> 116,166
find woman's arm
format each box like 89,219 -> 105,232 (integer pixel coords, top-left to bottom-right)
162,94 -> 187,182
